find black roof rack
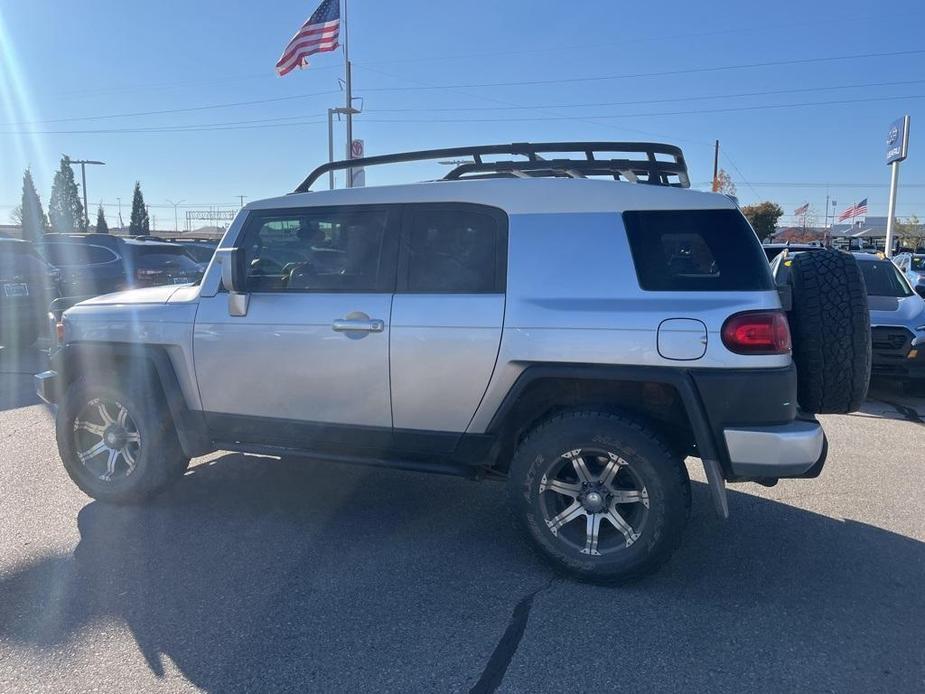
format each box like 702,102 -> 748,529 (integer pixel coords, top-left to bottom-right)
294,141 -> 689,193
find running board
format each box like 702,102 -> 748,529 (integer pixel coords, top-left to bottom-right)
213,441 -> 483,479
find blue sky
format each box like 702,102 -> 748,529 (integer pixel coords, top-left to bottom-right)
1,0 -> 924,230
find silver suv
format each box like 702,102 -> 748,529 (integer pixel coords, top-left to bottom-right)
35,142 -> 869,581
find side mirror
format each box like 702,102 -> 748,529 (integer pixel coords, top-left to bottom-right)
216,248 -> 248,316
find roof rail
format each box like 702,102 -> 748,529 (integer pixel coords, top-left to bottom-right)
294,141 -> 689,193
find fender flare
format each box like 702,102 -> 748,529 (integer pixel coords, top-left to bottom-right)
53,342 -> 212,458
486,363 -> 729,518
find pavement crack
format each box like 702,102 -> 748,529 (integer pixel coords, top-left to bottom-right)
469,577 -> 556,694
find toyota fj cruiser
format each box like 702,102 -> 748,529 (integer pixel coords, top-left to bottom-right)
35,142 -> 871,581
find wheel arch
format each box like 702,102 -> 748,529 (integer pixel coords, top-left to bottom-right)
54,342 -> 212,458
483,363 -> 729,516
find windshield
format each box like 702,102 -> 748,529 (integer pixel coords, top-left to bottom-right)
911,256 -> 925,271
860,260 -> 913,297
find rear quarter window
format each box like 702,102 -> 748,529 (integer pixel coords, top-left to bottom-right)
622,209 -> 774,291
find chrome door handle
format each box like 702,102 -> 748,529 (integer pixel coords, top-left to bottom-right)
332,318 -> 385,333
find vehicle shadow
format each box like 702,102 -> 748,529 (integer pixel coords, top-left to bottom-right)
0,454 -> 922,692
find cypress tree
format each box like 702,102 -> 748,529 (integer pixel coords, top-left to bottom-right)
19,168 -> 48,243
128,181 -> 150,236
95,204 -> 109,234
48,156 -> 85,233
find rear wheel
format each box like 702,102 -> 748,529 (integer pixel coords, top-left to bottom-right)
507,411 -> 690,583
56,374 -> 189,503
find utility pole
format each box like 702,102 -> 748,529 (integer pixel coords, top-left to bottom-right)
166,199 -> 185,234
328,108 -> 336,190
344,0 -> 352,188
116,197 -> 124,231
237,195 -> 247,208
711,140 -> 719,192
68,159 -> 105,230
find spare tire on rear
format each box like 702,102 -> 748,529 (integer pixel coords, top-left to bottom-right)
784,249 -> 871,413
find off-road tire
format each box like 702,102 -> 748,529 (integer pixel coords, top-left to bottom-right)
507,411 -> 690,583
56,373 -> 189,503
786,250 -> 871,413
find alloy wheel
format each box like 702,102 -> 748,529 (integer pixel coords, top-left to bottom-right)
73,398 -> 141,482
538,447 -> 650,557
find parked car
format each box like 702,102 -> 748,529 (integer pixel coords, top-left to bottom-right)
760,242 -> 825,262
35,142 -> 871,582
0,238 -> 59,347
164,238 -> 219,265
894,252 -> 925,299
39,234 -> 204,299
772,250 -> 925,385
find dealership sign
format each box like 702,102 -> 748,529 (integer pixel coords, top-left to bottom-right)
886,116 -> 910,164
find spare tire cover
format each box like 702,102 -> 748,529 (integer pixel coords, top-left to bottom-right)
785,250 -> 871,413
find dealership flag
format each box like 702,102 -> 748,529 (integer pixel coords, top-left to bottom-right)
794,203 -> 809,216
276,0 -> 341,77
837,198 -> 869,222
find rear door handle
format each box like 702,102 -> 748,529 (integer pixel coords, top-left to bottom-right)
332,318 -> 385,333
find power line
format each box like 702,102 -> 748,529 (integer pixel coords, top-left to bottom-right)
5,47 -> 923,129
6,90 -> 924,136
356,47 -> 925,92
0,90 -> 341,127
361,78 -> 925,112
355,93 -> 925,123
5,88 -> 925,137
351,13 -> 878,66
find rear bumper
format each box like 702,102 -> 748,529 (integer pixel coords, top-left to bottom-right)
724,420 -> 826,477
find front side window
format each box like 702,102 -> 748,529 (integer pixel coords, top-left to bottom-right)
243,208 -> 393,292
402,206 -> 506,293
623,209 -> 774,291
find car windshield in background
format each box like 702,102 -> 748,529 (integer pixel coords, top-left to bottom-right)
912,256 -> 925,271
861,260 -> 913,297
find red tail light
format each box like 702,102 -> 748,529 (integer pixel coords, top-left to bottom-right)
721,311 -> 791,355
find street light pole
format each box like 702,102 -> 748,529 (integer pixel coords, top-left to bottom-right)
68,159 -> 105,230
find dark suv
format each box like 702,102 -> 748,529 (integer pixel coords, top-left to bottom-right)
0,238 -> 58,346
40,234 -> 203,299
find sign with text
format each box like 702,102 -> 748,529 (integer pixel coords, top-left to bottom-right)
886,116 -> 910,164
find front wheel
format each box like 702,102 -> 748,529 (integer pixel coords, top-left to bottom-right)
507,411 -> 690,583
56,374 -> 189,503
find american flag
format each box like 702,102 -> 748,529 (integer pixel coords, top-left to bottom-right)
794,202 -> 809,216
837,198 -> 868,222
276,0 -> 340,77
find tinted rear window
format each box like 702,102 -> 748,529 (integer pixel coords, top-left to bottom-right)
131,245 -> 197,265
623,209 -> 774,291
135,252 -> 201,271
42,243 -> 117,266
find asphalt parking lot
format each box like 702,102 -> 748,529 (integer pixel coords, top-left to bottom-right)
1,346 -> 923,693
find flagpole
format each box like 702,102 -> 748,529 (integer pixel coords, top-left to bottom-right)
343,0 -> 353,188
